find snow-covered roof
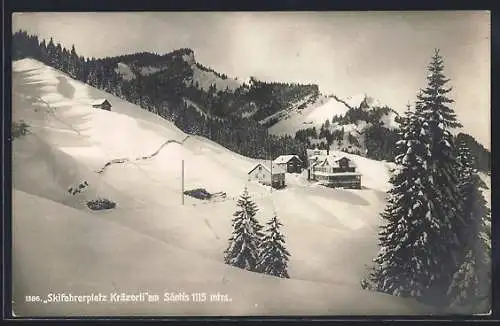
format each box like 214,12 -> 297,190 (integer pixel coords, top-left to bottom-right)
248,163 -> 286,175
315,155 -> 357,168
91,99 -> 110,106
273,155 -> 302,164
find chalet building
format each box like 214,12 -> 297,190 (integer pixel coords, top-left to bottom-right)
248,163 -> 286,189
273,155 -> 303,173
306,149 -> 361,189
91,99 -> 112,111
306,148 -> 328,167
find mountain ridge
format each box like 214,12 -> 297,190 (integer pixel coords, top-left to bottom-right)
12,30 -> 490,168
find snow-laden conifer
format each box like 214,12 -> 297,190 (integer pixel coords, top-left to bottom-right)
257,214 -> 291,278
447,143 -> 491,310
415,49 -> 466,306
367,102 -> 436,299
224,187 -> 264,272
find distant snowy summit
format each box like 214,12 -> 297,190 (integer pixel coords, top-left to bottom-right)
113,48 -> 242,93
267,91 -> 400,158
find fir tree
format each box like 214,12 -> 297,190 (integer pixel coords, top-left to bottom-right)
224,187 -> 264,272
416,49 -> 465,305
365,102 -> 437,299
447,143 -> 491,310
257,214 -> 291,278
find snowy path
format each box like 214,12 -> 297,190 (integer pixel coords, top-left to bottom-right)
96,135 -> 190,174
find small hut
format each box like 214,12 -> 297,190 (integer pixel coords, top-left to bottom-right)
273,155 -> 303,173
248,163 -> 286,189
91,99 -> 112,111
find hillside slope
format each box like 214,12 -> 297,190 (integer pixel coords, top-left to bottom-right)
12,58 -> 445,316
269,92 -> 400,159
13,189 -> 435,317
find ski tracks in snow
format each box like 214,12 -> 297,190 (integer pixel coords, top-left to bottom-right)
15,92 -> 86,138
95,135 -> 190,174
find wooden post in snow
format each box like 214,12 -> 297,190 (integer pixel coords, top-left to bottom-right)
270,157 -> 273,193
269,143 -> 273,193
181,159 -> 184,205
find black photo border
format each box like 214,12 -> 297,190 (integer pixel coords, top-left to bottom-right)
2,0 -> 498,324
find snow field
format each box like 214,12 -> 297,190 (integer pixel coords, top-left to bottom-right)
12,58 -> 439,316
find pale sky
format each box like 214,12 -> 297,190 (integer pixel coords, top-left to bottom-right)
13,11 -> 491,148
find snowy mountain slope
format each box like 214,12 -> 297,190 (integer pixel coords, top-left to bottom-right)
114,62 -> 135,81
269,92 -> 400,159
181,50 -> 241,92
344,93 -> 368,109
140,65 -> 164,76
13,59 -> 187,167
259,93 -> 320,126
182,98 -> 224,122
13,189 -> 434,317
305,96 -> 351,125
12,58 -> 440,316
190,64 -> 241,92
113,49 -> 241,94
12,132 -> 138,211
269,92 -> 398,137
183,98 -> 210,118
380,109 -> 400,129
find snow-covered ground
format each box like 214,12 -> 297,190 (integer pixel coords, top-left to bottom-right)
380,109 -> 400,130
179,50 -> 242,92
268,92 -> 398,140
12,58 -> 451,316
140,66 -> 164,76
344,93 -> 368,109
114,62 -> 135,81
190,65 -> 241,92
259,93 -> 319,126
268,95 -> 343,136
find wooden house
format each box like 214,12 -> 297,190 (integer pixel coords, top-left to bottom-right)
91,99 -> 112,111
306,149 -> 361,189
306,149 -> 323,162
248,163 -> 286,189
306,148 -> 328,177
273,155 -> 303,173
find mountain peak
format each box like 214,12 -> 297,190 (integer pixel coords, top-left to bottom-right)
165,48 -> 196,65
180,49 -> 196,66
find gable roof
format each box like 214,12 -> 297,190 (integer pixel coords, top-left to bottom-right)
248,163 -> 286,175
91,99 -> 110,106
273,155 -> 302,164
317,155 -> 356,168
310,160 -> 320,167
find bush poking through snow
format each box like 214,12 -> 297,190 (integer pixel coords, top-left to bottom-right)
12,120 -> 30,139
184,188 -> 212,200
86,198 -> 117,211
